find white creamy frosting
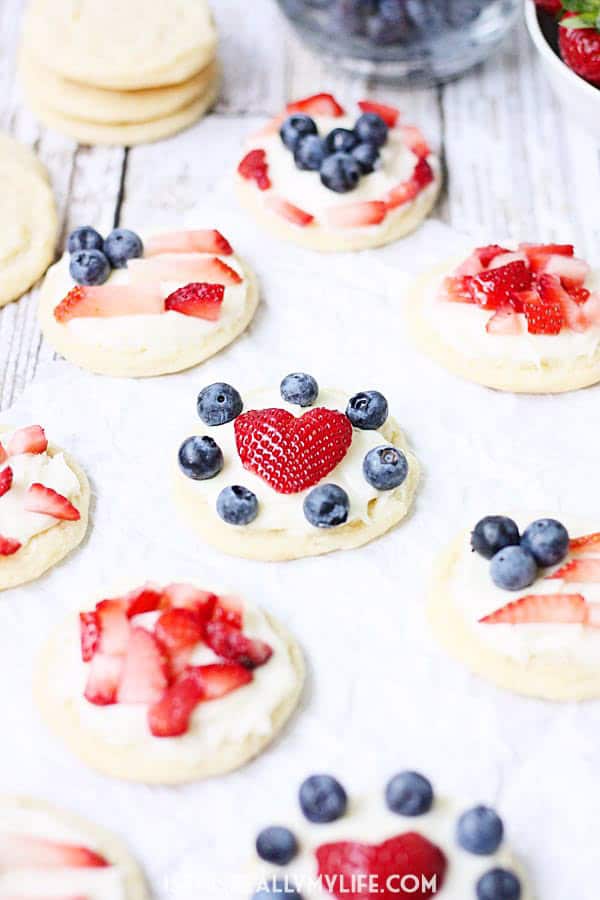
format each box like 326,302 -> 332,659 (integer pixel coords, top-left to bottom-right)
179,388 -> 415,535
0,429 -> 80,544
449,522 -> 600,666
424,257 -> 600,366
251,793 -> 530,900
0,802 -> 125,899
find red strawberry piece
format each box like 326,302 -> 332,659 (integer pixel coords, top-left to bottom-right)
211,595 -> 243,630
385,159 -> 434,209
559,13 -> 600,87
400,125 -> 431,159
326,201 -> 387,228
520,243 -> 574,273
287,93 -> 345,117
540,254 -> 590,289
84,653 -> 124,706
163,583 -> 217,620
79,611 -> 100,662
570,532 -> 600,554
238,149 -> 271,190
234,407 -> 353,494
479,593 -> 588,625
204,621 -> 273,669
468,260 -> 532,310
523,294 -> 564,335
54,284 -> 163,323
0,466 -> 13,497
147,674 -> 204,737
569,285 -> 590,304
155,608 -> 205,653
95,599 -> 130,656
486,309 -> 524,335
184,662 -> 253,700
129,255 -> 242,286
117,628 -> 169,705
24,483 -> 80,521
6,425 -> 47,456
0,834 -> 108,868
266,196 -> 314,227
316,833 -> 447,900
145,230 -> 233,256
123,583 -> 164,618
0,535 -> 21,556
441,275 -> 475,304
537,273 -> 587,332
548,558 -> 600,582
582,292 -> 600,325
0,442 -> 6,464
164,282 -> 225,320
475,245 -> 511,268
357,100 -> 400,127
487,251 -> 528,270
534,0 -> 563,12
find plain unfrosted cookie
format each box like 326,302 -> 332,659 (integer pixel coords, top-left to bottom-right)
0,425 -> 89,591
35,583 -> 304,784
22,0 -> 218,90
0,795 -> 148,898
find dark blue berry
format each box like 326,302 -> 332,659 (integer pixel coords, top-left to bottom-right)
103,229 -> 143,268
217,486 -> 259,526
299,774 -> 348,823
355,113 -> 388,148
280,114 -> 318,152
363,445 -> 408,490
351,141 -> 380,174
197,383 -> 243,426
178,436 -> 223,480
476,868 -> 521,900
456,806 -> 504,855
303,484 -> 349,528
69,249 -> 111,286
320,152 -> 361,193
280,373 -> 319,407
471,516 -> 520,560
294,134 -> 327,171
324,127 -> 359,154
256,827 -> 298,866
346,391 -> 388,430
520,519 -> 569,567
385,771 -> 433,816
252,880 -> 303,900
490,546 -> 537,591
67,226 -> 104,254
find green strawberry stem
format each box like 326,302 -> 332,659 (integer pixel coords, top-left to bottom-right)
561,0 -> 600,29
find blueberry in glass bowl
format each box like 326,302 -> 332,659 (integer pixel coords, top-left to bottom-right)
276,0 -> 521,84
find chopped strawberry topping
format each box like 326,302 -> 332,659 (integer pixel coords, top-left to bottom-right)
358,100 -> 399,127
287,93 -> 345,117
548,558 -> 600,582
238,149 -> 271,190
570,532 -> 600,555
0,465 -> 13,497
486,309 -> 524,335
204,621 -> 273,669
523,293 -> 564,335
117,628 -> 169,705
0,834 -> 109,867
155,608 -> 206,653
79,611 -> 100,662
480,593 -> 589,625
400,124 -> 430,159
385,158 -> 434,209
442,275 -> 475,304
520,243 -> 575,273
537,274 -> 586,332
84,653 -> 124,706
145,230 -> 233,256
468,261 -> 532,310
266,196 -> 314,227
185,662 -> 253,700
6,426 -> 47,456
123,583 -> 164,617
212,595 -> 243,630
540,254 -> 590,289
325,201 -> 387,228
129,255 -> 242,287
54,284 -> 163,322
24,484 -> 80,521
95,599 -> 130,656
164,282 -> 225,320
0,535 -> 21,556
569,286 -> 591,304
163,583 -> 217,619
475,245 -> 511,268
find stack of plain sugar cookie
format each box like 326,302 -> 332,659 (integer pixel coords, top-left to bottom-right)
19,0 -> 219,146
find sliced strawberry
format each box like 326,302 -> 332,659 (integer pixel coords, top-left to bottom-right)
468,261 -> 532,310
569,285 -> 591,304
325,201 -> 387,228
212,595 -> 243,630
84,653 -> 124,705
54,284 -> 163,323
155,608 -> 205,653
6,425 -> 47,456
441,275 -> 475,304
79,611 -> 100,662
123,583 -> 164,618
480,593 -> 588,625
266,196 -> 314,227
0,465 -> 13,497
204,621 -> 273,669
512,288 -> 540,314
147,674 -> 204,737
95,599 -> 130,656
540,254 -> 590,289
163,583 -> 217,620
0,442 -> 6,464
0,834 -> 108,867
537,273 -> 587,332
0,535 -> 21,556
164,282 -> 225,321
385,158 -> 434,209
570,532 -> 600,555
184,662 -> 253,700
145,230 -> 233,256
238,149 -> 271,190
117,628 -> 169,705
358,100 -> 400,127
559,15 -> 600,88
128,255 -> 242,286
523,294 -> 564,335
548,558 -> 600,582
486,309 -> 524,335
24,484 -> 80,521
474,245 -> 511,268
520,243 -> 574,273
286,93 -> 345,117
400,124 -> 430,159
487,251 -> 528,269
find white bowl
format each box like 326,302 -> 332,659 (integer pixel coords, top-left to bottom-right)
525,0 -> 600,141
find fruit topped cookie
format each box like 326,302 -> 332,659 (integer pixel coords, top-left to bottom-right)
249,772 -> 530,900
0,424 -> 89,590
407,242 -> 600,392
38,226 -> 259,377
429,514 -> 600,699
173,374 -> 420,560
236,94 -> 440,252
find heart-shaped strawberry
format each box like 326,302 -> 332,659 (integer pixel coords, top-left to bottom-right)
234,407 -> 353,495
316,833 -> 447,900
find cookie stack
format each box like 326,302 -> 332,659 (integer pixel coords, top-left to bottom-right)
19,0 -> 219,146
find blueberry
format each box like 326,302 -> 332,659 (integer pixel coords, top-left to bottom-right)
252,880 -> 303,900
352,141 -> 380,174
471,516 -> 520,560
303,484 -> 349,528
69,249 -> 111,286
299,774 -> 348,823
385,771 -> 433,816
294,134 -> 327,171
490,546 -> 537,591
355,113 -> 388,148
346,391 -> 388,430
197,383 -> 243,426
67,226 -> 104,254
256,826 -> 298,866
324,127 -> 359,154
103,228 -> 143,268
280,373 -> 319,407
456,806 -> 504,855
520,518 -> 569,567
280,114 -> 318,152
320,152 -> 361,193
178,435 -> 223,480
217,486 -> 259,526
363,446 -> 408,490
476,868 -> 521,900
